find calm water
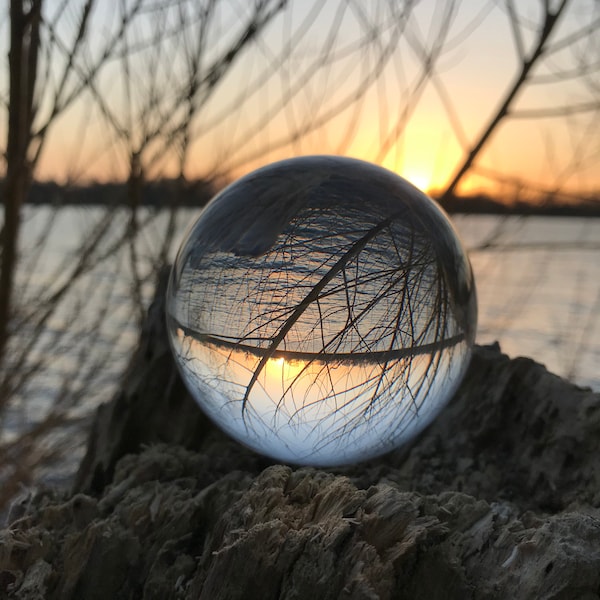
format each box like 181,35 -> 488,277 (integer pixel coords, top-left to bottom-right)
458,214 -> 599,390
4,208 -> 599,443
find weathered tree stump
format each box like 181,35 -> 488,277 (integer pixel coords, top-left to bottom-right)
2,275 -> 600,599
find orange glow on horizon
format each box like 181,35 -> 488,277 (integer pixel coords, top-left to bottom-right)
30,85 -> 599,203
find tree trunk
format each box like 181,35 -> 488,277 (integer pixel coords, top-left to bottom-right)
0,1 -> 42,375
2,273 -> 600,599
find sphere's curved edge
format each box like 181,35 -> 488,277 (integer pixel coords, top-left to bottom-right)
166,155 -> 477,467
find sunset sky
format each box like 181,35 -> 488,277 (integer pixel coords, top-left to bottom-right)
2,0 -> 599,200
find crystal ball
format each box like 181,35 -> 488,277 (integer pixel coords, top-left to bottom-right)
166,156 -> 477,466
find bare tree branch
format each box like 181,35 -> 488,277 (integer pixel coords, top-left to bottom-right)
441,0 -> 570,199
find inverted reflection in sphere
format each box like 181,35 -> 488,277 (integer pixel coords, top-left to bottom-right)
166,156 -> 477,466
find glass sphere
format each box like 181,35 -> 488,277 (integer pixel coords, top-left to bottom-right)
167,156 -> 477,466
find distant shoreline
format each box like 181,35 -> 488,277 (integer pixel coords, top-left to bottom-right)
19,179 -> 600,218
434,192 -> 600,218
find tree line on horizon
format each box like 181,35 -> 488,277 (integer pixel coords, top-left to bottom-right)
12,178 -> 600,217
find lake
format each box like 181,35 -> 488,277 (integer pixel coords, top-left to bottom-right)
4,208 -> 599,444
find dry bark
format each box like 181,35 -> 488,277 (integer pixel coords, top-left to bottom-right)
1,276 -> 599,599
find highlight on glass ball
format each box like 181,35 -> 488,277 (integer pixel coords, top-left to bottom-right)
166,155 -> 477,466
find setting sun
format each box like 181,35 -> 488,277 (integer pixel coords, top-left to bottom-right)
401,170 -> 432,194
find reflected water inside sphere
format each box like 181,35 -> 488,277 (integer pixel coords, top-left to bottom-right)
171,325 -> 470,465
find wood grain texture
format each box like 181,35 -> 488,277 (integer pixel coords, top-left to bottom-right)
2,274 -> 599,599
